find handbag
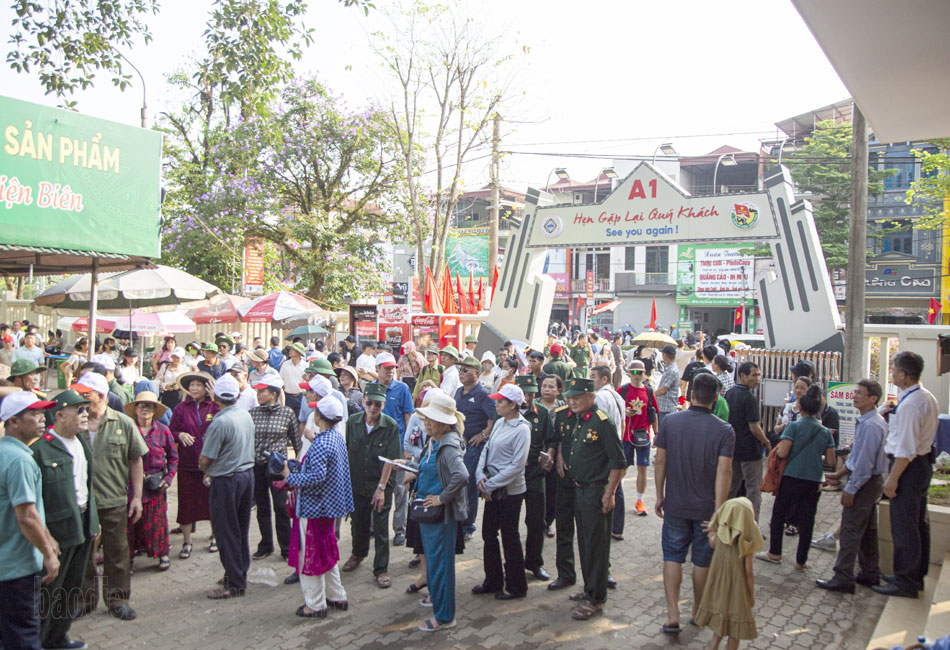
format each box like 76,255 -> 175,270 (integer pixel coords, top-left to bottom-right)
759,424 -> 824,496
632,429 -> 650,448
144,472 -> 165,492
409,497 -> 445,524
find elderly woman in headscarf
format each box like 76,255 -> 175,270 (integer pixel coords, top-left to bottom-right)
695,497 -> 765,650
403,391 -> 469,632
398,341 -> 426,393
282,396 -> 354,618
478,351 -> 497,391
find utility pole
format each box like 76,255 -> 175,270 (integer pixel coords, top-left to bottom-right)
843,104 -> 868,382
489,113 -> 501,292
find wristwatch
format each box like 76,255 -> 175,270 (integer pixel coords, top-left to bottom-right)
377,484 -> 386,491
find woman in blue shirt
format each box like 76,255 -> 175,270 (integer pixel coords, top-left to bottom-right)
758,385 -> 835,570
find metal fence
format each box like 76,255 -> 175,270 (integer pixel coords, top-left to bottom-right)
733,348 -> 843,432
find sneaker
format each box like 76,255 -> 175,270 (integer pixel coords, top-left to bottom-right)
634,500 -> 647,516
463,531 -> 474,542
811,534 -> 837,552
393,533 -> 406,547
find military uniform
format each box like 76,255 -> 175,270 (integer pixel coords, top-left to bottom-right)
568,345 -> 591,379
552,403 -> 579,585
515,375 -> 556,574
563,379 -> 625,606
29,406 -> 99,647
344,390 -> 401,577
542,359 -> 574,386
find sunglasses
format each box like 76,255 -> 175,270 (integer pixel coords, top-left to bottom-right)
366,399 -> 383,407
628,369 -> 644,375
72,406 -> 90,415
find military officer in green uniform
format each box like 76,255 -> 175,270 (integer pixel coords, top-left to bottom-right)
30,390 -> 99,650
562,377 -> 626,620
568,334 -> 592,379
542,343 -> 573,388
342,383 -> 402,588
548,397 -> 579,591
515,375 -> 556,581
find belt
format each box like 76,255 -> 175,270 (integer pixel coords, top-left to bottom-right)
574,481 -> 607,488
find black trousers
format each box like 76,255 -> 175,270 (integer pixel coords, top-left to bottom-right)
524,479 -> 546,570
769,476 -> 821,566
481,493 -> 528,596
253,463 -> 290,557
554,474 -> 576,583
209,469 -> 254,592
351,490 -> 392,576
0,572 -> 40,650
575,485 -> 612,604
41,533 -> 93,647
833,475 -> 882,584
544,467 -> 557,527
889,455 -> 932,591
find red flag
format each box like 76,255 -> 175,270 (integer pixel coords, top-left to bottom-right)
575,295 -> 584,314
929,297 -> 941,324
456,273 -> 466,314
649,297 -> 657,330
490,265 -> 500,306
443,265 -> 455,314
423,266 -> 442,313
468,269 -> 475,313
476,277 -> 483,312
734,304 -> 743,329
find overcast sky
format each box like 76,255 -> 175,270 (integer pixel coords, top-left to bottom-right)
1,0 -> 849,192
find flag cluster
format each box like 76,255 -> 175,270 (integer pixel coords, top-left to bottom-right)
423,265 -> 498,314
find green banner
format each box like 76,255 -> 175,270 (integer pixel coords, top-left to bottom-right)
0,95 -> 163,258
445,233 -> 489,277
676,242 -> 754,306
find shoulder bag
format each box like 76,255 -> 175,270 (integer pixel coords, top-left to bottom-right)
759,423 -> 823,496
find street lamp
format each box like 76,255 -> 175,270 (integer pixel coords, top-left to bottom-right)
115,50 -> 147,128
712,153 -> 737,194
652,142 -> 676,164
544,167 -> 570,203
593,167 -> 619,202
777,138 -> 797,165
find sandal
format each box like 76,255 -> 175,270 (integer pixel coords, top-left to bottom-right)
661,623 -> 681,634
376,573 -> 392,589
208,539 -> 218,553
295,605 -> 327,618
755,552 -> 781,564
572,601 -> 603,621
179,542 -> 193,559
158,556 -> 171,571
611,533 -> 624,541
419,595 -> 432,607
342,556 -> 362,572
207,587 -> 245,599
406,582 -> 427,594
784,524 -> 798,536
418,617 -> 456,632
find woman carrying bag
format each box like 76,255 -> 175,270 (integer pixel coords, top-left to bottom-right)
757,385 -> 835,570
404,391 -> 469,633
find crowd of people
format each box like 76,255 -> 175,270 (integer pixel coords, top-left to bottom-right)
0,318 -> 942,650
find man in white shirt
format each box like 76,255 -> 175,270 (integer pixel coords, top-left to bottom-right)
279,343 -> 307,415
439,345 -> 461,398
355,342 -> 378,382
461,335 -> 478,359
229,363 -> 259,411
873,351 -> 939,598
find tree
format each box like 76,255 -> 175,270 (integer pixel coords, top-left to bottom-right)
905,138 -> 950,229
6,0 -> 373,106
785,120 -> 891,269
373,0 -> 517,287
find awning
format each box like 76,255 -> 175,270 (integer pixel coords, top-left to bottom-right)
592,300 -> 622,315
0,245 -> 153,276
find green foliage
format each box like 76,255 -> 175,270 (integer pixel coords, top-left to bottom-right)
7,0 -> 160,105
785,120 -> 891,269
905,138 -> 950,229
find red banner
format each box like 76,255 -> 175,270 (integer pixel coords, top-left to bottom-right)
243,237 -> 265,295
439,316 -> 460,349
585,270 -> 594,301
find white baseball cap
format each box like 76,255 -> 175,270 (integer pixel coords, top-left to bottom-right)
213,374 -> 241,401
71,372 -> 109,397
231,331 -> 242,338
488,383 -> 525,405
301,374 -> 332,397
0,391 -> 56,421
171,347 -> 186,359
91,353 -> 116,371
316,396 -> 344,421
252,374 -> 285,390
375,352 -> 397,368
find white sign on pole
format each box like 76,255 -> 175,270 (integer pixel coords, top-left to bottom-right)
827,382 -> 859,447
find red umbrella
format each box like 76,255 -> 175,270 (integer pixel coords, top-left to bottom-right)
237,291 -> 319,323
186,294 -> 249,325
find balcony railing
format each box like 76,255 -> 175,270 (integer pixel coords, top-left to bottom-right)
614,271 -> 674,292
570,278 -> 612,292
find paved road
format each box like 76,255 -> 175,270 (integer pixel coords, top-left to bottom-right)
70,468 -> 884,650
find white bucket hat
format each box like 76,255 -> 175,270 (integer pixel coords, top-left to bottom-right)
416,391 -> 465,429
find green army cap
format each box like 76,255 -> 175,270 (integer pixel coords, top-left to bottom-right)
52,389 -> 91,414
464,335 -> 478,344
440,345 -> 460,360
459,356 -> 481,371
200,342 -> 218,352
9,359 -> 47,377
312,358 -> 335,376
514,374 -> 539,393
364,383 -> 387,401
563,377 -> 595,396
215,335 -> 234,347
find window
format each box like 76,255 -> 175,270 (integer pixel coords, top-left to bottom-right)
596,252 -> 610,281
884,152 -> 915,190
645,246 -> 668,273
881,219 -> 913,254
625,246 -> 636,270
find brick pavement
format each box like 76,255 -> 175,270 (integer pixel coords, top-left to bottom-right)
70,468 -> 884,650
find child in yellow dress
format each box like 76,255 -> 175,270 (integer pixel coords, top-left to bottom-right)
695,497 -> 764,650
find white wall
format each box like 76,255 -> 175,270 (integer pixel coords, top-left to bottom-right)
614,295 -> 678,332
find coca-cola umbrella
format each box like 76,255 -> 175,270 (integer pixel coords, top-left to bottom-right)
64,310 -> 196,336
186,294 -> 249,325
57,315 -> 115,335
237,291 -> 320,324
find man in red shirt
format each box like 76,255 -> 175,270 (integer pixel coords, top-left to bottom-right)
616,360 -> 658,521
